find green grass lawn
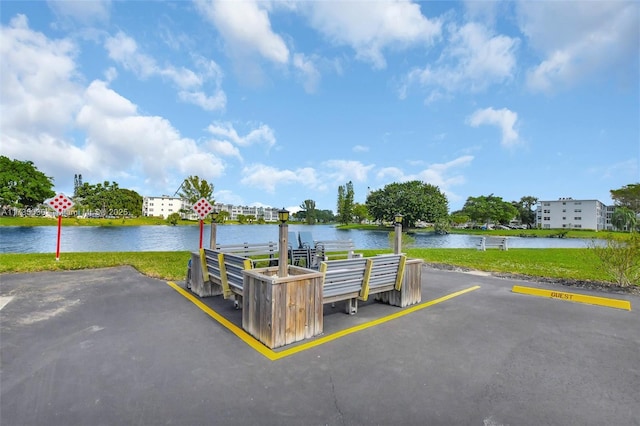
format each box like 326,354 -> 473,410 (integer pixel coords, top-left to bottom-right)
0,248 -> 618,285
404,248 -> 609,283
0,252 -> 192,281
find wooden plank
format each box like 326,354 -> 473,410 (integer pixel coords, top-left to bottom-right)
285,280 -> 296,345
242,273 -> 253,336
295,280 -> 305,341
273,281 -> 285,348
199,248 -> 209,283
395,255 -> 407,291
218,253 -> 232,299
304,277 -> 314,338
358,258 -> 374,301
314,275 -> 323,336
257,280 -> 274,348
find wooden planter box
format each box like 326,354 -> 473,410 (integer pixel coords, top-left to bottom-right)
242,266 -> 324,349
375,258 -> 422,307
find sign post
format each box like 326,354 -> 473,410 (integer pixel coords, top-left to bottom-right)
191,198 -> 213,249
47,193 -> 74,261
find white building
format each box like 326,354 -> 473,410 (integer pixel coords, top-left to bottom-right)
142,196 -> 190,219
213,203 -> 281,222
142,196 -> 282,221
535,198 -> 613,231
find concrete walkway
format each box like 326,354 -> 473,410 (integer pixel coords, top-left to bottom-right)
1,266 -> 638,426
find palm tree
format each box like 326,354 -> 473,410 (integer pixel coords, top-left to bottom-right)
612,207 -> 637,232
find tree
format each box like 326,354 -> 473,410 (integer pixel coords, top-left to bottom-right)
0,156 -> 55,208
611,183 -> 640,214
612,207 -> 637,232
352,203 -> 369,224
366,180 -> 448,228
215,210 -> 230,223
167,212 -> 181,225
512,196 -> 538,227
74,181 -> 142,217
178,176 -> 214,205
461,194 -> 518,226
450,212 -> 471,227
300,199 -> 317,225
316,209 -> 335,223
336,181 -> 355,225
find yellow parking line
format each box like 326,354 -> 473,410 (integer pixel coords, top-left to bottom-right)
512,285 -> 631,311
167,282 -> 480,361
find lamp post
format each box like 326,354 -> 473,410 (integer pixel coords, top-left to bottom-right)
278,208 -> 290,277
394,213 -> 403,254
209,209 -> 218,249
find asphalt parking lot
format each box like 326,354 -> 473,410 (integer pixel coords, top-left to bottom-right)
1,265 -> 638,426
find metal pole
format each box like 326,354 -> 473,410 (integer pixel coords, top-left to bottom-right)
209,220 -> 217,249
278,222 -> 288,277
394,222 -> 402,254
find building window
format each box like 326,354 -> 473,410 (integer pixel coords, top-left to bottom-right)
574,209 -> 581,212
543,203 -> 550,206
574,202 -> 582,205
574,217 -> 581,220
562,217 -> 566,220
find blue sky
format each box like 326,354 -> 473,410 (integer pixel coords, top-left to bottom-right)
1,1 -> 638,213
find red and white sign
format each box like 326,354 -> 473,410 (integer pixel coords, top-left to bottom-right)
48,193 -> 74,215
192,198 -> 213,219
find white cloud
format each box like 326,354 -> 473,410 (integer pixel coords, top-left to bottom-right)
293,53 -> 321,93
0,16 -> 224,194
206,122 -> 276,150
376,156 -> 473,185
0,15 -> 83,136
401,22 -> 518,101
304,0 -> 441,69
353,145 -> 369,153
47,0 -> 111,24
104,31 -> 226,111
322,160 -> 375,183
467,107 -> 520,147
195,0 -> 289,64
240,164 -> 318,193
76,80 -> 225,186
517,1 -> 639,92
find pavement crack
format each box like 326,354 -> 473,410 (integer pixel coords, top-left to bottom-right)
329,372 -> 346,425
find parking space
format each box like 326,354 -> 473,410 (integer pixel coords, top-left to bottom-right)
1,266 -> 638,425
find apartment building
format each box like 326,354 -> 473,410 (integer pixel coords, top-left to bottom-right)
142,196 -> 282,221
535,198 -> 614,231
142,196 -> 191,219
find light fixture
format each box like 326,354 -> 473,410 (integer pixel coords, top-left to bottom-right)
211,209 -> 218,222
394,213 -> 403,225
278,207 -> 290,223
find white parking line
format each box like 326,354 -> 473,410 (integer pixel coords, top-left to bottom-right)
0,296 -> 14,311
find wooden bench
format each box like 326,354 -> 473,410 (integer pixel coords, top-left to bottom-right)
315,239 -> 362,263
477,236 -> 508,251
319,254 -> 406,314
201,248 -> 252,308
215,242 -> 279,267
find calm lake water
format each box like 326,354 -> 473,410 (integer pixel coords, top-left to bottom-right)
0,224 -> 598,254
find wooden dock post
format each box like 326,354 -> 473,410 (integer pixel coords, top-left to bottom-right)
242,265 -> 323,349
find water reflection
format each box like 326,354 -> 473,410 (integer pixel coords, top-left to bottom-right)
0,224 -> 599,253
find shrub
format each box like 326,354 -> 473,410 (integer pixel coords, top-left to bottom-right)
590,232 -> 640,287
166,212 -> 181,226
